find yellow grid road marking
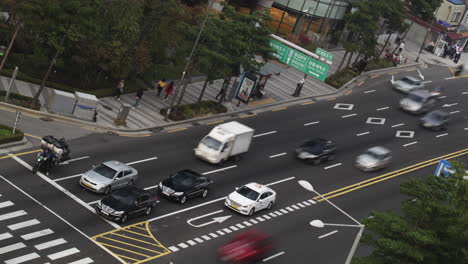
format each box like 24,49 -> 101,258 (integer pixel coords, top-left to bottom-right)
100,236 -> 165,254
116,254 -> 140,262
111,233 -> 160,247
122,229 -> 152,238
132,226 -> 147,231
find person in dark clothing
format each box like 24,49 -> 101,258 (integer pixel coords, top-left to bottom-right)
442,44 -> 450,59
133,88 -> 144,107
156,78 -> 166,97
449,44 -> 457,60
292,78 -> 305,97
115,79 -> 124,100
216,78 -> 229,101
163,81 -> 174,101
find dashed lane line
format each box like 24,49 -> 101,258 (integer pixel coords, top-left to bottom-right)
363,89 -> 375,93
342,113 -> 357,118
263,252 -> 285,262
403,141 -> 418,147
436,133 -> 448,138
254,131 -> 277,138
356,132 -> 370,137
377,107 -> 389,111
324,163 -> 342,170
318,230 -> 339,239
450,110 -> 460,114
269,152 -> 287,159
391,123 -> 404,128
304,121 -> 319,126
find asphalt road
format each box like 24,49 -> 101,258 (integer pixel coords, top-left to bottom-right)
0,64 -> 467,264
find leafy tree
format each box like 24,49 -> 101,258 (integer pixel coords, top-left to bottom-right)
405,0 -> 444,21
353,162 -> 468,264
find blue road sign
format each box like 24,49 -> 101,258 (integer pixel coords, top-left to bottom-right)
434,159 -> 454,177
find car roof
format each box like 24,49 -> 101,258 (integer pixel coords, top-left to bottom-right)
401,76 -> 420,82
112,185 -> 147,197
244,182 -> 272,193
428,110 -> 448,117
409,89 -> 431,97
368,146 -> 390,155
305,138 -> 331,145
173,169 -> 202,179
102,160 -> 132,171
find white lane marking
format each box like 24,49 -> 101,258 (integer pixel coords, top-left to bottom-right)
318,230 -> 339,239
307,199 -> 317,204
68,257 -> 95,264
280,209 -> 289,214
268,212 -> 277,217
0,232 -> 13,241
8,219 -> 40,231
269,152 -> 287,158
229,226 -> 239,231
304,121 -> 320,126
187,240 -> 196,246
202,165 -> 237,175
356,132 -> 370,136
0,242 -> 26,254
438,95 -> 447,99
462,91 -> 468,95
0,175 -> 125,264
286,207 -> 294,212
465,128 -> 468,130
59,156 -> 90,165
324,163 -> 342,170
302,201 -> 312,206
449,111 -> 460,114
242,221 -> 252,227
0,210 -> 27,221
48,248 -> 80,261
445,77 -> 457,80
392,123 -> 404,128
250,219 -> 259,224
4,252 -> 40,264
291,205 -> 300,210
222,228 -> 232,233
422,80 -> 432,84
88,200 -> 99,205
54,174 -> 82,182
126,157 -> 158,166
265,177 -> 295,187
148,177 -> 294,222
236,224 -> 245,229
436,133 -> 448,138
178,243 -> 188,249
35,238 -> 67,250
168,246 -> 179,252
9,155 -> 121,229
202,235 -> 211,240
262,215 -> 271,219
364,90 -> 376,94
0,201 -> 14,208
297,203 -> 305,208
403,141 -> 418,147
256,217 -> 265,222
216,230 -> 225,235
342,113 -> 357,118
262,251 -> 285,262
253,131 -> 277,138
209,232 -> 219,238
274,211 -> 283,216
21,228 -> 54,240
377,107 -> 389,111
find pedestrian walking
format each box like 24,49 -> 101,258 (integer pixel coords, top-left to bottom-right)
216,78 -> 229,101
132,88 -> 144,108
442,44 -> 450,59
163,81 -> 174,102
156,78 -> 166,97
115,79 -> 124,100
397,41 -> 405,54
449,43 -> 457,59
292,77 -> 305,97
454,45 -> 462,64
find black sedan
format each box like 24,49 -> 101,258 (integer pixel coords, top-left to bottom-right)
95,186 -> 158,223
295,138 -> 337,165
420,110 -> 449,131
158,169 -> 213,204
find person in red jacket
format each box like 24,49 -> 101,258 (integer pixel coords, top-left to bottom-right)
163,81 -> 174,102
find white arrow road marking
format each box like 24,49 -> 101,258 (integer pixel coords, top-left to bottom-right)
442,103 -> 458,108
187,210 -> 232,228
417,69 -> 425,80
59,156 -> 90,165
390,75 -> 395,85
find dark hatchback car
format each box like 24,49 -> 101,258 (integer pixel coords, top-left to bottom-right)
296,138 -> 337,165
95,186 -> 158,223
420,110 -> 449,131
158,169 -> 213,204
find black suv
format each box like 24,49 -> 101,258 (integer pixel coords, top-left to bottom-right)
158,169 -> 213,204
295,138 -> 337,165
96,186 -> 158,223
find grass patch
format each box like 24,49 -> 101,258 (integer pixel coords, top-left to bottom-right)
160,101 -> 228,121
0,124 -> 24,145
365,58 -> 394,71
0,90 -> 41,110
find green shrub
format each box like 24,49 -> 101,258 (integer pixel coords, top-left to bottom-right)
0,124 -> 24,145
0,90 -> 40,110
325,68 -> 359,89
365,58 -> 394,71
160,101 -> 228,121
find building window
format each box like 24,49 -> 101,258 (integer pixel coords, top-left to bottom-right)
451,12 -> 461,23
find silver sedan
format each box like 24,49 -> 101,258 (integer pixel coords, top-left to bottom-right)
392,76 -> 424,93
355,146 -> 392,172
79,161 -> 138,194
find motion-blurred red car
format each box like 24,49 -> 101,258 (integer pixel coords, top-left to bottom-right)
218,229 -> 273,263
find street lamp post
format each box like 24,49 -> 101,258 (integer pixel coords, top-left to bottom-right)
299,180 -> 365,264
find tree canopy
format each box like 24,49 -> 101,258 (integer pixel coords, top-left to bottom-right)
353,162 -> 468,264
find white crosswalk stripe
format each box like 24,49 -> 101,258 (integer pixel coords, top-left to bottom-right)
0,210 -> 27,221
21,228 -> 54,240
47,247 -> 80,260
0,201 -> 14,209
5,252 -> 40,264
35,238 -> 67,250
67,257 -> 94,264
0,242 -> 26,254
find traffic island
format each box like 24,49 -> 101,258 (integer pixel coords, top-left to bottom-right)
160,101 -> 228,121
0,124 -> 24,147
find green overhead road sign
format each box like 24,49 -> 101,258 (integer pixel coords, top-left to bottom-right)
269,39 -> 329,81
315,48 -> 334,61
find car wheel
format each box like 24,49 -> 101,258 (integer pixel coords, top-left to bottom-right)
248,208 -> 255,216
180,196 -> 187,205
201,189 -> 208,198
327,154 -> 336,161
145,207 -> 152,215
120,214 -> 128,223
103,186 -> 111,195
311,158 -> 321,165
127,179 -> 134,185
267,202 -> 273,210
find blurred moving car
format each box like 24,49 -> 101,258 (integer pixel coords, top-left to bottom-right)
420,110 -> 449,131
225,183 -> 276,216
218,229 -> 274,263
95,186 -> 158,223
392,76 -> 424,93
296,138 -> 336,165
399,90 -> 437,114
80,161 -> 138,194
158,169 -> 212,204
355,146 -> 392,172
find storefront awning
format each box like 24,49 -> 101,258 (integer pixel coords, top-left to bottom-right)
447,32 -> 462,40
460,32 -> 468,38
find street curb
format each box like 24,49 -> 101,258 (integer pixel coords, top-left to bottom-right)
0,62 -> 423,134
0,137 -> 28,149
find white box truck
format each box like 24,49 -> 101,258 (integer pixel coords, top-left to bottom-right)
195,121 -> 254,164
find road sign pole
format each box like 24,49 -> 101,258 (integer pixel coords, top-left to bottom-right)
12,111 -> 21,134
5,66 -> 19,103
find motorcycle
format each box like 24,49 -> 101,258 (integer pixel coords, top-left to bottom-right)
32,135 -> 71,175
32,152 -> 52,174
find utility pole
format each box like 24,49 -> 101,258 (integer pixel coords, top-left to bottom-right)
0,23 -> 21,75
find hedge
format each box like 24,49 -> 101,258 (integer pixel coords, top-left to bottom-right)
0,90 -> 41,110
325,68 -> 359,89
160,101 -> 228,121
0,124 -> 24,145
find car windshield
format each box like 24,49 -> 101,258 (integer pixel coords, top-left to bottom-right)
427,112 -> 444,121
236,186 -> 260,201
172,172 -> 196,188
301,141 -> 324,155
401,77 -> 415,85
93,164 -> 117,179
407,93 -> 424,103
201,136 -> 222,151
366,150 -> 382,160
110,190 -> 135,206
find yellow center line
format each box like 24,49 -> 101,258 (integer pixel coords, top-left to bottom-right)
167,128 -> 187,133
0,149 -> 41,160
122,229 -> 152,238
24,133 -> 42,140
387,72 -> 398,75
240,114 -> 257,118
207,120 -> 224,125
370,75 -> 380,78
97,242 -> 152,258
345,90 -> 352,96
118,134 -> 152,138
357,81 -> 365,87
272,107 -> 287,112
326,98 -> 336,101
99,236 -> 165,254
302,101 -> 315,105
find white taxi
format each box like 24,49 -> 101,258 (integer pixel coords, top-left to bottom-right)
225,183 -> 276,216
